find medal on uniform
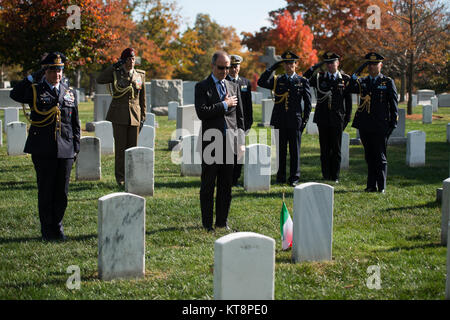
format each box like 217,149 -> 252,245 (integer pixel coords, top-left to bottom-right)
134,76 -> 142,90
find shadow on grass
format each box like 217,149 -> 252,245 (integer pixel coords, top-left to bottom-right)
146,226 -> 202,236
0,180 -> 36,191
0,233 -> 97,244
155,180 -> 201,189
374,242 -> 443,252
384,201 -> 439,212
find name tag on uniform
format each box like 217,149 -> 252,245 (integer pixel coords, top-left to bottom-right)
377,85 -> 387,89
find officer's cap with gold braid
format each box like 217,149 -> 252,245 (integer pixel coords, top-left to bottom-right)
41,52 -> 66,70
365,52 -> 384,64
230,55 -> 243,66
281,50 -> 299,62
322,51 -> 340,62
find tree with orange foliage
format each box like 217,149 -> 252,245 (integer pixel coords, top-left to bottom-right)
243,10 -> 318,72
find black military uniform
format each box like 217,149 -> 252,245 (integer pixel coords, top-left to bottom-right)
349,52 -> 398,193
10,52 -> 80,240
303,52 -> 352,182
226,54 -> 253,186
258,51 -> 312,186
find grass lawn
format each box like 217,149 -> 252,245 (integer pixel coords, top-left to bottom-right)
0,100 -> 449,300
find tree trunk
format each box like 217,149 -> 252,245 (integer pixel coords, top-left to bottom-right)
407,52 -> 414,115
400,70 -> 406,102
76,67 -> 81,88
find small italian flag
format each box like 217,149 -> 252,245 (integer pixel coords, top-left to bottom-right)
280,200 -> 293,250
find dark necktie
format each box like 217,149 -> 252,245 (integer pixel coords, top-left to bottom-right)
218,81 -> 226,100
53,87 -> 59,97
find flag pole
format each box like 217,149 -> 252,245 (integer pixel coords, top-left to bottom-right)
282,192 -> 285,203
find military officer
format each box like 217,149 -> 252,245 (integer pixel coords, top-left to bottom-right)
10,52 -> 80,241
96,48 -> 146,186
226,54 -> 253,187
349,52 -> 398,193
303,52 -> 352,183
257,51 -> 312,187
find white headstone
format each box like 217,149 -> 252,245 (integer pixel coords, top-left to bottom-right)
94,121 -> 114,155
352,94 -> 358,105
244,144 -> 271,192
168,101 -> 178,121
406,130 -> 426,167
214,232 -> 275,300
431,96 -> 438,113
446,221 -> 450,300
293,182 -> 334,262
0,88 -> 22,108
260,99 -> 274,127
441,178 -> 450,245
341,132 -> 349,169
76,136 -> 101,180
417,89 -> 435,102
181,135 -> 202,176
252,92 -> 263,105
257,86 -> 272,100
447,124 -> 450,143
306,113 -> 319,135
137,125 -> 155,150
438,93 -> 450,108
4,107 -> 19,132
144,112 -> 155,128
176,104 -> 201,139
93,94 -> 112,122
125,146 -> 154,196
411,94 -> 418,107
422,105 -> 432,124
6,121 -> 26,155
182,81 -> 197,105
98,192 -> 145,281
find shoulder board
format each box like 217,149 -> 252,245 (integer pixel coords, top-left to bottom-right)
135,69 -> 146,74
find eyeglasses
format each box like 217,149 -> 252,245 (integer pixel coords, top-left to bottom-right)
215,65 -> 231,70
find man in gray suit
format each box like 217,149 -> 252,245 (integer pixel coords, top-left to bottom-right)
194,51 -> 245,232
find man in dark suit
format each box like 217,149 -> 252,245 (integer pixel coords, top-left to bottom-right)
10,52 -> 80,241
194,51 -> 245,232
349,52 -> 398,193
226,54 -> 253,187
257,51 -> 312,187
303,52 -> 352,183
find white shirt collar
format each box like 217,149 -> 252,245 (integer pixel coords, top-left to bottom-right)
286,72 -> 297,79
327,71 -> 341,79
44,79 -> 60,91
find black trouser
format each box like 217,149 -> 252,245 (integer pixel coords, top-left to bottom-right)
112,123 -> 139,184
200,135 -> 234,228
358,129 -> 388,191
31,156 -> 74,238
274,127 -> 302,183
232,155 -> 243,185
318,124 -> 343,180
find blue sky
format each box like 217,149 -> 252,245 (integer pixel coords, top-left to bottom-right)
174,0 -> 287,36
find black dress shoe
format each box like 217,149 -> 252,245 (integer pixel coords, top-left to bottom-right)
364,187 -> 377,192
378,189 -> 386,194
290,180 -> 300,187
215,224 -> 236,232
204,226 -> 214,232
